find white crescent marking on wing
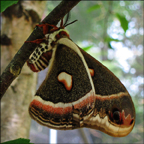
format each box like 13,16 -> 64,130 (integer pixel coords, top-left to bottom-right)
58,72 -> 72,91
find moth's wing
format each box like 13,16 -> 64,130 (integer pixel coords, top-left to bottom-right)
79,48 -> 135,137
29,39 -> 95,130
27,43 -> 52,72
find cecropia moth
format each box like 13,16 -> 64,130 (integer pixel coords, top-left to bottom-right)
26,17 -> 135,137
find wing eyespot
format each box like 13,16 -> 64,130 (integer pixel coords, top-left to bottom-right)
113,110 -> 120,121
109,108 -> 121,124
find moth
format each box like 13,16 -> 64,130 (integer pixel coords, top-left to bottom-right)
26,16 -> 135,137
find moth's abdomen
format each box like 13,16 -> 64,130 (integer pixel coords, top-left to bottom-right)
27,29 -> 69,72
27,43 -> 52,72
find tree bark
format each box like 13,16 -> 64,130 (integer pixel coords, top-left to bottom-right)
1,1 -> 46,142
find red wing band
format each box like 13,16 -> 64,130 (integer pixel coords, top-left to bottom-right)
29,90 -> 95,130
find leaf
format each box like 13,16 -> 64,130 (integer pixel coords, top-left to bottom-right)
1,138 -> 34,144
1,1 -> 18,13
82,45 -> 93,51
87,4 -> 101,13
115,13 -> 129,33
108,42 -> 114,49
104,36 -> 120,42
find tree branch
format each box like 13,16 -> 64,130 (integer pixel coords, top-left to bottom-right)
0,0 -> 81,99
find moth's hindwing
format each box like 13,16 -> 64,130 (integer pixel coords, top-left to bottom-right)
28,31 -> 135,137
79,47 -> 135,137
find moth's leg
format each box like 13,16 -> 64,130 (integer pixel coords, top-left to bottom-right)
25,39 -> 44,44
49,19 -> 65,33
36,23 -> 58,35
60,18 -> 64,27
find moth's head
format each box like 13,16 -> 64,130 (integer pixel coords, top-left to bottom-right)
53,19 -> 77,40
105,92 -> 135,137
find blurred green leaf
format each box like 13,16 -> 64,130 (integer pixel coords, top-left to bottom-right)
87,4 -> 101,13
104,36 -> 120,42
115,13 -> 129,33
82,45 -> 93,51
108,42 -> 114,49
1,1 -> 18,12
1,138 -> 33,144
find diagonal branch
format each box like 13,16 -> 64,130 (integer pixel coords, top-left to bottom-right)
0,0 -> 81,99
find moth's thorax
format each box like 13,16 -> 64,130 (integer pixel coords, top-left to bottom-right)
45,29 -> 69,42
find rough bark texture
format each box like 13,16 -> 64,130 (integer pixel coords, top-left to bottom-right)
1,1 -> 46,142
